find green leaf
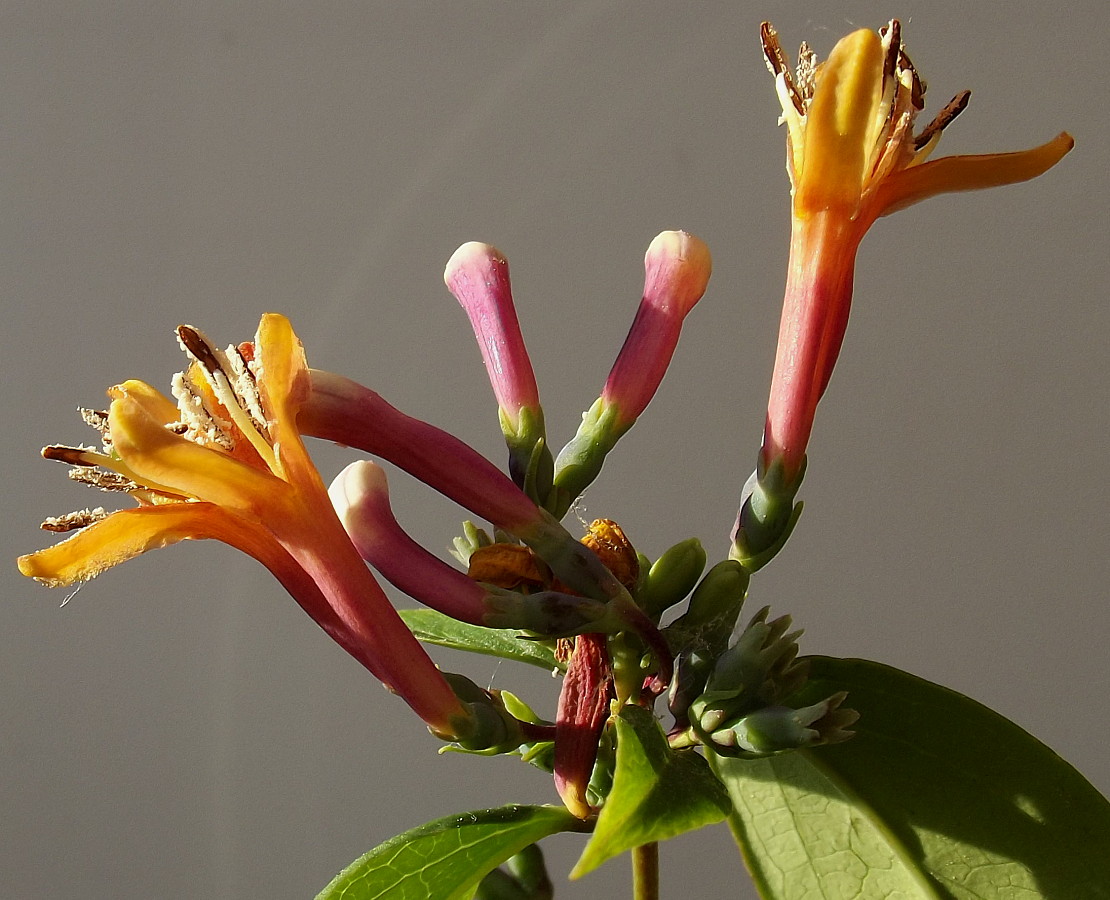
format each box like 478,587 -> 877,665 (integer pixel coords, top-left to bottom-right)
399,608 -> 560,671
712,656 -> 1110,899
317,805 -> 580,900
571,705 -> 731,878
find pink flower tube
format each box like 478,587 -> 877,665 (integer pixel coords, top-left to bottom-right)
300,371 -> 629,605
444,241 -> 541,432
444,242 -> 552,500
329,460 -> 620,637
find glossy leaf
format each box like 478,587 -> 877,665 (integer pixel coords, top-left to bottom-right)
571,705 -> 731,878
399,608 -> 560,670
317,805 -> 580,900
713,656 -> 1110,899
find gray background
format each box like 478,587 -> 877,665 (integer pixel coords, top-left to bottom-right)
3,2 -> 1107,898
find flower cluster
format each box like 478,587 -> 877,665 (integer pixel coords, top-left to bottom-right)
18,21 -> 1070,823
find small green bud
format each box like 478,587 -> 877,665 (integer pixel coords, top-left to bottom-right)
505,844 -> 554,900
663,559 -> 749,661
475,868 -> 529,900
636,537 -> 708,619
474,844 -> 554,900
667,648 -> 715,724
683,560 -> 748,634
687,606 -> 809,742
451,520 -> 494,566
707,692 -> 858,757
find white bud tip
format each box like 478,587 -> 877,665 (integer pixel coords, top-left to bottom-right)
328,459 -> 389,522
644,230 -> 712,313
444,241 -> 508,288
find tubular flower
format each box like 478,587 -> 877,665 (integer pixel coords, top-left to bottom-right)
551,231 -> 712,517
17,315 -> 473,739
734,21 -> 1073,569
444,242 -> 551,500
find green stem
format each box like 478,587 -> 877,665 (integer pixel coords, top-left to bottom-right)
631,842 -> 659,900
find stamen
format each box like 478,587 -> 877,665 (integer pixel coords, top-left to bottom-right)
41,507 -> 108,533
225,344 -> 268,433
177,324 -> 224,375
760,22 -> 805,116
914,89 -> 971,150
879,20 -> 901,83
900,49 -> 926,110
176,325 -> 277,469
43,445 -> 103,467
171,372 -> 234,450
80,408 -> 110,435
67,466 -> 138,492
44,442 -> 185,500
794,43 -> 817,104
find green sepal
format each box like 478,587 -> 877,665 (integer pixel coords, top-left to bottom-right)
399,608 -> 560,671
482,589 -> 622,638
713,656 -> 1110,899
441,672 -> 525,754
316,805 -> 582,900
730,456 -> 805,573
503,405 -> 554,508
570,706 -> 731,879
548,398 -> 624,518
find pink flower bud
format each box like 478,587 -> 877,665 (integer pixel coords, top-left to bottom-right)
444,241 -> 540,431
601,230 -> 712,430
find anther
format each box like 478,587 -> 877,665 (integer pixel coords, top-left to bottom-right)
914,89 -> 971,150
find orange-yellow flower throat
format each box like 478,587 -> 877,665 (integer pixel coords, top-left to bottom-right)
761,20 -> 1073,224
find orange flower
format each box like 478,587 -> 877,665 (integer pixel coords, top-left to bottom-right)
734,22 -> 1073,570
759,20 -> 1072,483
18,315 -> 471,738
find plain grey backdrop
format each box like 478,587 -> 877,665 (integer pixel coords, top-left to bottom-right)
4,2 -> 1107,898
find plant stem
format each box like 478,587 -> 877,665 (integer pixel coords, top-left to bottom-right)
631,842 -> 659,900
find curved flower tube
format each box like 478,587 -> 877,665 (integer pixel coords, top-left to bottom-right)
329,460 -> 621,637
300,370 -> 628,606
18,315 -> 472,739
733,21 -> 1073,569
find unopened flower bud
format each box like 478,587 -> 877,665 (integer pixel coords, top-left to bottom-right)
636,537 -> 707,619
599,231 -> 711,431
707,692 -> 858,757
550,231 -> 710,517
676,560 -> 749,647
444,241 -> 553,501
688,607 -> 808,741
